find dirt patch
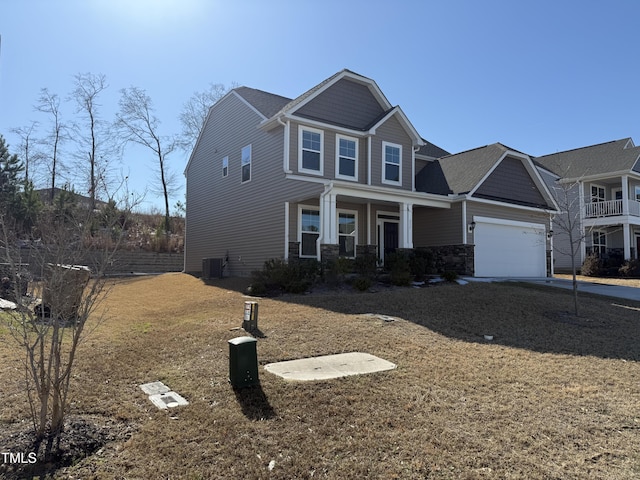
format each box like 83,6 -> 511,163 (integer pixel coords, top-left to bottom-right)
0,415 -> 135,479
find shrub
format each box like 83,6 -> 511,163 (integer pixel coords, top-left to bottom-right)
249,258 -> 319,295
619,259 -> 640,277
581,254 -> 603,277
354,254 -> 377,279
411,249 -> 435,280
352,276 -> 373,292
386,251 -> 412,286
442,270 -> 459,282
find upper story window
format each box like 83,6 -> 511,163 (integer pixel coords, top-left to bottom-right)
222,156 -> 229,178
382,141 -> 402,185
590,184 -> 605,202
241,145 -> 251,183
336,135 -> 358,180
299,127 -> 323,175
635,186 -> 640,202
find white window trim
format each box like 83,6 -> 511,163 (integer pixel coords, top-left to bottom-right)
335,134 -> 358,181
337,209 -> 358,258
298,126 -> 324,176
241,145 -> 252,183
590,183 -> 605,202
592,229 -> 606,255
613,187 -> 622,200
298,205 -> 321,259
222,156 -> 229,178
382,141 -> 402,186
634,186 -> 640,202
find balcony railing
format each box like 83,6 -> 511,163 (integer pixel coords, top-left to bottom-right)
584,199 -> 640,218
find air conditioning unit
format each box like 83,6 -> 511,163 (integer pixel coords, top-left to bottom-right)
202,258 -> 224,279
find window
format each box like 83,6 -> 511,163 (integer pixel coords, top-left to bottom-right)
222,156 -> 229,177
299,127 -> 323,174
592,230 -> 606,256
338,211 -> 357,257
635,186 -> 640,202
300,207 -> 320,257
382,142 -> 401,185
336,135 -> 357,180
241,145 -> 251,183
590,184 -> 605,202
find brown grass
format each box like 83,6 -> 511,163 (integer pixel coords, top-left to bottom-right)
1,274 -> 639,479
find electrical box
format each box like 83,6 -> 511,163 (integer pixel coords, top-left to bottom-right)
228,336 -> 259,388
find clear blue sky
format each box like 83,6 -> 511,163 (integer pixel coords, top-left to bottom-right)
1,0 -> 639,212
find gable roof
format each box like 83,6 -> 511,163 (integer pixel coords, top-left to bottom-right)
534,138 -> 640,179
416,139 -> 450,159
233,87 -> 292,119
416,143 -> 557,209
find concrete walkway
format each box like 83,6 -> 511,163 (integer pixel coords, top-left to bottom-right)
464,276 -> 640,302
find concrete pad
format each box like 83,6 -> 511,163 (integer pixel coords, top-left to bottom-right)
139,381 -> 170,395
149,391 -> 189,409
264,352 -> 396,381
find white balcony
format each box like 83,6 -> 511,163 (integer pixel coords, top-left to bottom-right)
584,199 -> 640,218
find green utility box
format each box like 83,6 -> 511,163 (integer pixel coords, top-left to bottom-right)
228,336 -> 259,388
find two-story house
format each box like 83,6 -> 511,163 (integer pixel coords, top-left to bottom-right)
535,138 -> 640,272
184,69 -> 558,277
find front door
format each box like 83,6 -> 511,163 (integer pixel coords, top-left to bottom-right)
377,219 -> 399,264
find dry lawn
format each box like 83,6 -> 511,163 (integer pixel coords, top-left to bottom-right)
1,273 -> 639,479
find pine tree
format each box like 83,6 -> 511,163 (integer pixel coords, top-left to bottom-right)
0,134 -> 25,216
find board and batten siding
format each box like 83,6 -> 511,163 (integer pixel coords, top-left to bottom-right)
185,92 -> 292,276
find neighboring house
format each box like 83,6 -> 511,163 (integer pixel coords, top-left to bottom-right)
535,138 -> 640,272
184,69 -> 557,277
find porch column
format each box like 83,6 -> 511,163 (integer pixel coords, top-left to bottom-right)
321,192 -> 338,245
399,202 -> 413,248
624,223 -> 631,260
622,175 -> 629,215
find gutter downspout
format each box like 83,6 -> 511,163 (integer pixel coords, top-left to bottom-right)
277,117 -> 292,174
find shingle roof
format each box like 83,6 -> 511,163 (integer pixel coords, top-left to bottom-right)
416,139 -> 450,159
534,138 -> 640,179
435,143 -> 511,194
233,87 -> 291,119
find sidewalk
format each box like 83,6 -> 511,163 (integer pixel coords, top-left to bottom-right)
464,277 -> 640,302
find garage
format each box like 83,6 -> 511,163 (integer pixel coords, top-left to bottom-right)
473,216 -> 547,277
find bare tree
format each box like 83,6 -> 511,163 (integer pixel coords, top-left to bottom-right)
11,121 -> 42,184
69,73 -> 117,210
116,87 -> 178,233
179,82 -> 235,151
0,184 -> 138,460
35,89 -> 66,204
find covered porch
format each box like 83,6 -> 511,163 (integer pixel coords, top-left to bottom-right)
285,181 -> 451,265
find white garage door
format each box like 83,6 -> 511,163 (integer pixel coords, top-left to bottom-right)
474,217 -> 547,277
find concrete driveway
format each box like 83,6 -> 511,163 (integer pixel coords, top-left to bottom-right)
465,277 -> 640,302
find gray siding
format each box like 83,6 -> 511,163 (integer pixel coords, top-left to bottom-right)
475,156 -> 548,207
289,121 -> 366,183
370,115 -> 414,191
185,93 -> 323,276
295,78 -> 385,130
414,203 -> 463,246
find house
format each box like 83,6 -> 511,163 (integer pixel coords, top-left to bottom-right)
184,69 -> 558,278
535,138 -> 640,272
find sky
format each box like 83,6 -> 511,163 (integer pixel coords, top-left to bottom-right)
1,0 -> 640,212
